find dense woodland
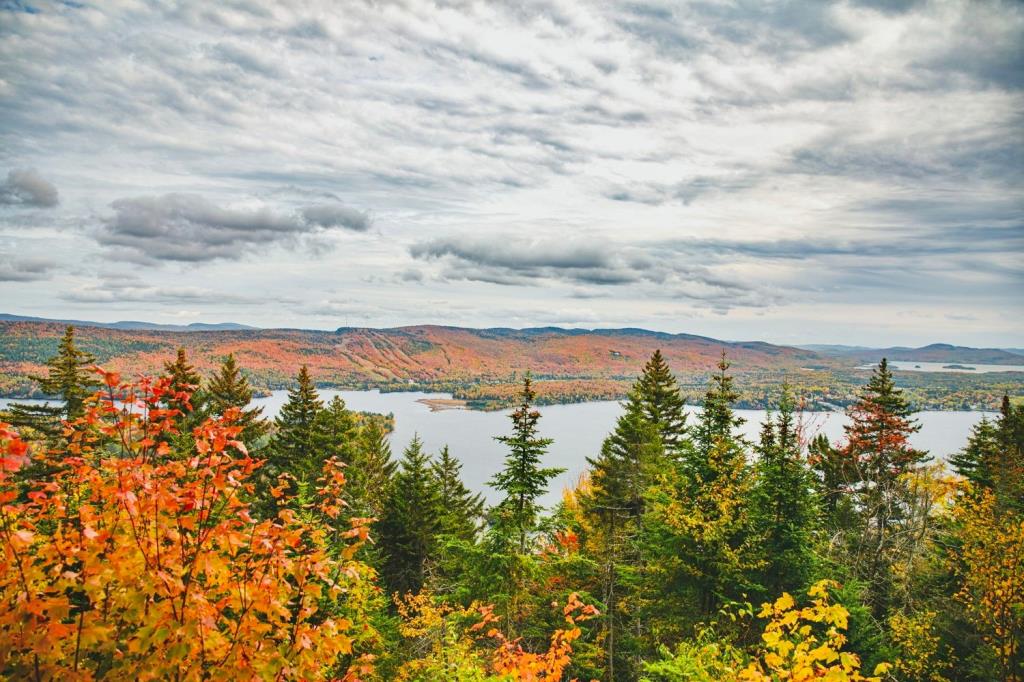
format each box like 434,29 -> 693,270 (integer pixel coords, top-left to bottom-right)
0,326 -> 1021,680
2,321 -> 1020,412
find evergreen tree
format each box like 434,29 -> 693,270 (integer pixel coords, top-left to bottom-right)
432,445 -> 485,542
584,394 -> 664,681
205,353 -> 268,447
379,435 -> 442,596
315,395 -> 359,466
162,348 -> 204,436
692,352 -> 745,466
6,326 -> 100,439
750,384 -> 819,598
643,354 -> 757,634
349,419 -> 397,519
490,375 -> 564,556
632,350 -> 690,457
268,365 -> 324,493
952,395 -> 1024,511
840,358 -> 929,619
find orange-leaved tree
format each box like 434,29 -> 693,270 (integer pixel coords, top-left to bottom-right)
0,370 -> 378,681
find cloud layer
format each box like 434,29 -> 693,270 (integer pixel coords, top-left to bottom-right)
0,0 -> 1020,345
99,194 -> 370,262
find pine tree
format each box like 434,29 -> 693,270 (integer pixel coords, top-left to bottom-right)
205,353 -> 268,447
750,384 -> 819,598
379,435 -> 442,596
490,375 -> 564,556
6,326 -> 100,439
632,350 -> 690,457
432,445 -> 485,542
267,365 -> 324,492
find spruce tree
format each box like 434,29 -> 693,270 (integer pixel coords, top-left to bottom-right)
643,354 -> 757,632
432,445 -> 485,541
952,395 -> 1024,511
750,383 -> 819,598
268,365 -> 324,492
585,394 -> 664,681
314,395 -> 359,466
7,325 -> 100,439
379,435 -> 442,596
205,353 -> 268,447
490,375 -> 564,555
632,350 -> 690,457
349,419 -> 397,519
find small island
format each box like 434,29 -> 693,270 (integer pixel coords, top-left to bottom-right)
943,364 -> 976,371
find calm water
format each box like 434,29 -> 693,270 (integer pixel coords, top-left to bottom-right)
2,392 -> 996,506
858,360 -> 1024,374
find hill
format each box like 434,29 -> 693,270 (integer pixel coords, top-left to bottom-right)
808,342 -> 1024,365
2,319 -> 1021,411
0,313 -> 255,332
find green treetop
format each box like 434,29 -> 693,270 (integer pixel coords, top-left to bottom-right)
268,365 -> 324,490
380,435 -> 442,596
204,353 -> 268,446
432,445 -> 485,542
6,326 -> 100,439
633,350 -> 690,457
490,374 -> 564,556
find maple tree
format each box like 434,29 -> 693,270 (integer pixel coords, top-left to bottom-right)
0,371 -> 378,680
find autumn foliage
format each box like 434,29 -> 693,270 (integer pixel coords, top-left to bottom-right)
0,370 -> 377,680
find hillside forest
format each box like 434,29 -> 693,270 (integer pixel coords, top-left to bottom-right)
0,326 -> 1022,680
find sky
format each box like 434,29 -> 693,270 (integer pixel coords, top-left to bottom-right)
0,0 -> 1022,347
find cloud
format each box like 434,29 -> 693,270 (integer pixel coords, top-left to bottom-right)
409,234 -> 772,309
98,194 -> 370,262
60,276 -> 268,305
0,256 -> 55,282
300,204 -> 370,231
0,168 -> 59,207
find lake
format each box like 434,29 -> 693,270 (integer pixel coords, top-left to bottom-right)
858,360 -> 1024,374
2,391 -> 996,506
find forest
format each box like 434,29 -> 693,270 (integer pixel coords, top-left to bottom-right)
1,326 -> 1021,681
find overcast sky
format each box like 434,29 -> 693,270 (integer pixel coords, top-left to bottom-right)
1,0 -> 1021,346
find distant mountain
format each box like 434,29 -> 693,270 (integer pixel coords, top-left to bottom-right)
1005,348 -> 1024,357
797,344 -> 874,354
806,342 -> 1024,365
0,313 -> 256,333
0,319 -> 825,390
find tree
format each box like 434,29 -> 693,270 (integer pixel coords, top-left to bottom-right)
952,396 -> 1024,512
632,350 -> 690,457
840,358 -> 929,619
315,395 -> 360,466
348,419 -> 397,519
643,354 -> 758,634
584,392 -> 664,680
204,353 -> 268,447
5,326 -> 99,439
432,445 -> 485,542
163,347 -> 203,421
380,435 -> 443,596
0,372 -> 379,680
750,384 -> 819,599
490,375 -> 564,557
952,489 -> 1024,681
267,365 -> 324,498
